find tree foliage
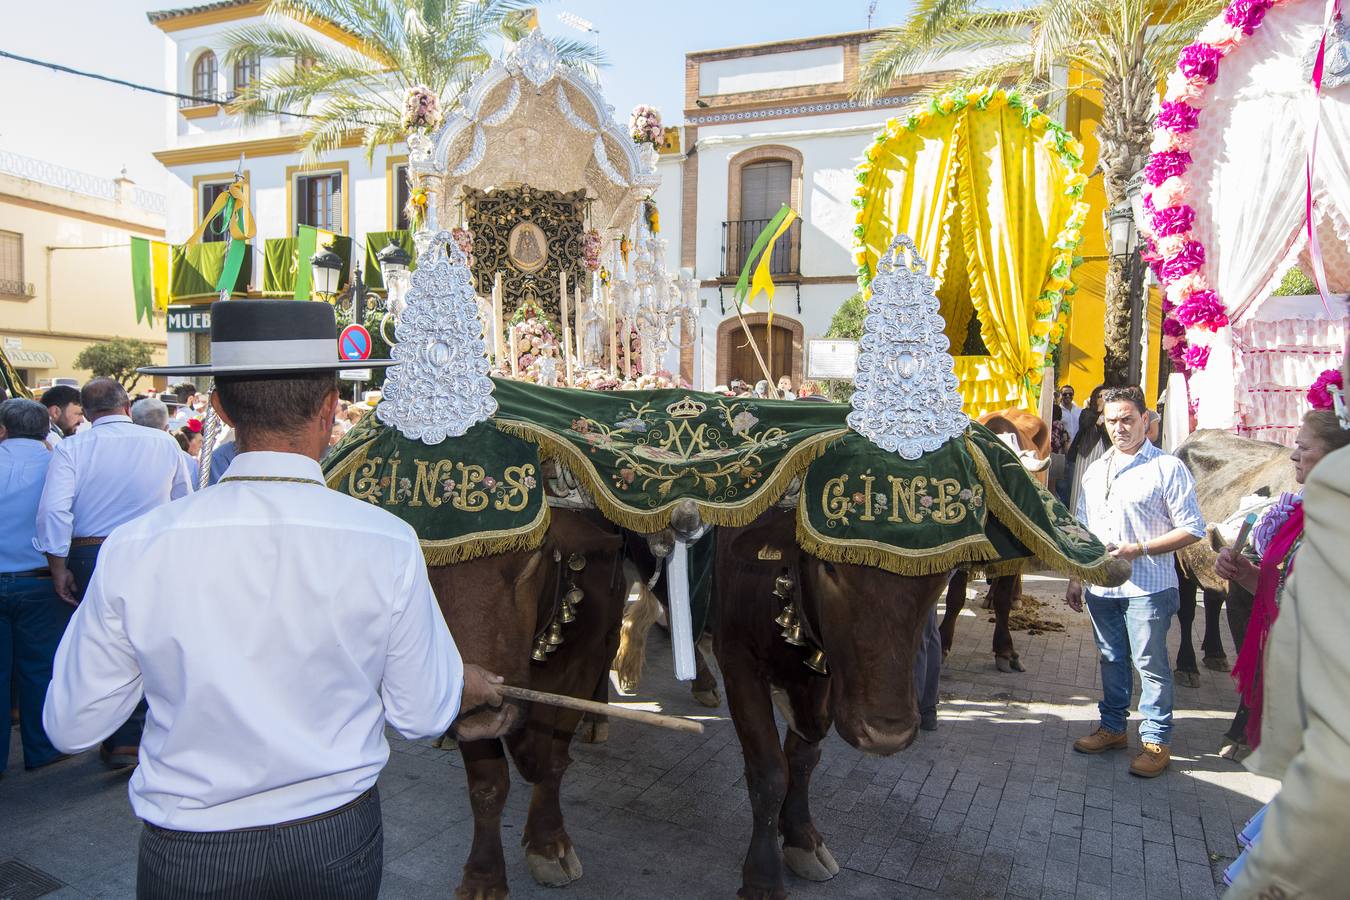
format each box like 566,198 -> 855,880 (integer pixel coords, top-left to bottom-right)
74,338 -> 155,391
224,0 -> 605,165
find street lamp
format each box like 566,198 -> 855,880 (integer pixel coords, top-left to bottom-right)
309,247 -> 344,301
1109,172 -> 1147,388
376,241 -> 412,319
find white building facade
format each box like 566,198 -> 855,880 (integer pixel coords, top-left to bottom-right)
149,1 -> 412,369
652,32 -> 939,391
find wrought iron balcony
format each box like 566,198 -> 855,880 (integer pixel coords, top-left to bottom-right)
179,91 -> 222,109
721,218 -> 801,279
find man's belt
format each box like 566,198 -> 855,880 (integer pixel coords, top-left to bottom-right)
70,536 -> 108,547
3,568 -> 51,578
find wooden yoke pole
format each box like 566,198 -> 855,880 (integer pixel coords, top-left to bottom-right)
497,684 -> 705,735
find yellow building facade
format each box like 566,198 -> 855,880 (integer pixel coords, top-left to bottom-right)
0,157 -> 168,390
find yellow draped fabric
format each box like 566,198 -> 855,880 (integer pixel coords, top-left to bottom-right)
857,103 -> 1080,417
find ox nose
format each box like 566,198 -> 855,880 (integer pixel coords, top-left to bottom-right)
838,718 -> 919,756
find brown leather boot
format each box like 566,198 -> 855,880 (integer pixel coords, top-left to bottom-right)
1129,742 -> 1170,777
1072,726 -> 1127,754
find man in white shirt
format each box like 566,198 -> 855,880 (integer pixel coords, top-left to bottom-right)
1057,384 -> 1082,444
1066,386 -> 1205,777
44,300 -> 503,899
35,377 -> 193,769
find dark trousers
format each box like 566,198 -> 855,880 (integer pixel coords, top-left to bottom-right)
67,543 -> 146,751
1,572 -> 74,773
137,788 -> 383,899
913,605 -> 941,716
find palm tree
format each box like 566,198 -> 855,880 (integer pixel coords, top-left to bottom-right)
856,0 -> 1221,386
223,0 -> 603,165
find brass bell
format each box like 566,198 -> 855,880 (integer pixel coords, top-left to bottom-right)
532,639 -> 550,662
781,622 -> 805,646
568,553 -> 586,572
773,604 -> 796,628
773,575 -> 794,598
566,587 -> 584,606
804,648 -> 829,675
547,621 -> 565,647
558,600 -> 576,624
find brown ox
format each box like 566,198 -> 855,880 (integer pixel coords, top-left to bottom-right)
1172,429 -> 1295,687
430,508 -> 626,899
939,409 -> 1050,672
713,509 -> 948,900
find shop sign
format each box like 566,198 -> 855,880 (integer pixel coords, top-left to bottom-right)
167,307 -> 212,333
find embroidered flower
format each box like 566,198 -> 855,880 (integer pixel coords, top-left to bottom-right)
619,467 -> 636,485
482,476 -> 496,490
730,410 -> 759,436
919,495 -> 934,508
616,416 -> 647,432
570,418 -> 591,434
524,475 -> 537,489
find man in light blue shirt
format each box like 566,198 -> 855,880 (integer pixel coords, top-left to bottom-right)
0,398 -> 74,776
1067,386 -> 1205,777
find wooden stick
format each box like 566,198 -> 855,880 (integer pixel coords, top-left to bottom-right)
497,684 -> 705,735
731,303 -> 779,398
492,272 -> 505,365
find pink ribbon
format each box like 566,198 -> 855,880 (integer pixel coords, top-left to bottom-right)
1306,0 -> 1342,314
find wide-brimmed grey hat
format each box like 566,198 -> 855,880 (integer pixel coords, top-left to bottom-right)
139,300 -> 394,377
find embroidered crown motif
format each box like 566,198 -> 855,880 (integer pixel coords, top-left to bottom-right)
666,396 -> 707,419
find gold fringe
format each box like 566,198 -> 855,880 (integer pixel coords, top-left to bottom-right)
418,504 -> 551,566
796,509 -> 999,576
965,558 -> 1029,579
965,435 -> 1118,583
495,419 -> 847,533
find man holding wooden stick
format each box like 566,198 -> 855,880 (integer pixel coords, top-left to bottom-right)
43,301 -> 506,899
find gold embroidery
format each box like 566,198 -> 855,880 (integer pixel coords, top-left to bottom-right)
930,478 -> 967,525
349,456 -> 383,503
454,462 -> 489,512
888,475 -> 928,524
822,475 -> 851,525
496,464 -> 535,512
410,459 -> 450,508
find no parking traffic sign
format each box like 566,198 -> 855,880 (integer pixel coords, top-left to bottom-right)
339,324 -> 372,362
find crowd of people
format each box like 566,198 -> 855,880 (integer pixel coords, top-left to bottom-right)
1,310 -> 1347,896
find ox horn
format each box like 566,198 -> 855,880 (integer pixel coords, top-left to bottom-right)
1017,450 -> 1052,473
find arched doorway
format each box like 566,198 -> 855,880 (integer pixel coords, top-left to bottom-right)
716,313 -> 803,391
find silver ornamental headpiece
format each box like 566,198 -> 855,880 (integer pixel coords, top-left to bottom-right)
376,232 -> 497,444
846,234 -> 969,460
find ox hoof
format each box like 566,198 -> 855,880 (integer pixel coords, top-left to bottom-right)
996,655 -> 1025,673
783,844 -> 840,882
692,688 -> 721,708
1204,655 -> 1231,673
432,733 -> 457,751
454,885 -> 508,900
1176,670 -> 1201,688
578,720 -> 609,744
526,847 -> 582,887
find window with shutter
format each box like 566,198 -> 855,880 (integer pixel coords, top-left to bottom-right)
296,173 -> 342,231
394,166 -> 411,230
192,52 -> 218,100
200,183 -> 231,242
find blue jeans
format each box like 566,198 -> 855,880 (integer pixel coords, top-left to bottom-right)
1,572 -> 74,773
913,605 -> 941,716
68,543 -> 146,752
1085,588 -> 1179,746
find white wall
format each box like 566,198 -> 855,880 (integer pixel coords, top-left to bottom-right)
699,47 -> 845,96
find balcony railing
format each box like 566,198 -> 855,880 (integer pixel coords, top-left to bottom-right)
0,278 -> 35,298
179,91 -> 222,109
721,218 -> 801,279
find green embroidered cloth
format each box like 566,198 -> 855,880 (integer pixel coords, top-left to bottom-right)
169,242 -> 252,301
322,413 -> 548,565
491,378 -> 847,532
322,380 -> 1117,583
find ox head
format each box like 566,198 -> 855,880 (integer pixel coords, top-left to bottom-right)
799,559 -> 950,755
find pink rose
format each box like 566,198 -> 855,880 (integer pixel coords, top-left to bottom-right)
1178,43 -> 1224,84
1157,100 -> 1201,133
1159,240 -> 1206,281
1175,290 -> 1230,330
1151,129 -> 1194,154
1149,176 -> 1190,210
1168,339 -> 1189,365
1225,0 -> 1273,35
1307,368 -> 1343,410
1162,317 -> 1186,338
1149,203 -> 1196,238
1162,334 -> 1180,351
1183,343 -> 1212,370
1145,150 -> 1192,187
1155,233 -> 1190,259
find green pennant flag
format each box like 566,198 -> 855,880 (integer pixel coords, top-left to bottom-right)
130,237 -> 170,325
733,205 -> 793,310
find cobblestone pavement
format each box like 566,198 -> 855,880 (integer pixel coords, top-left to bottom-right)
3,572 -> 1275,899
